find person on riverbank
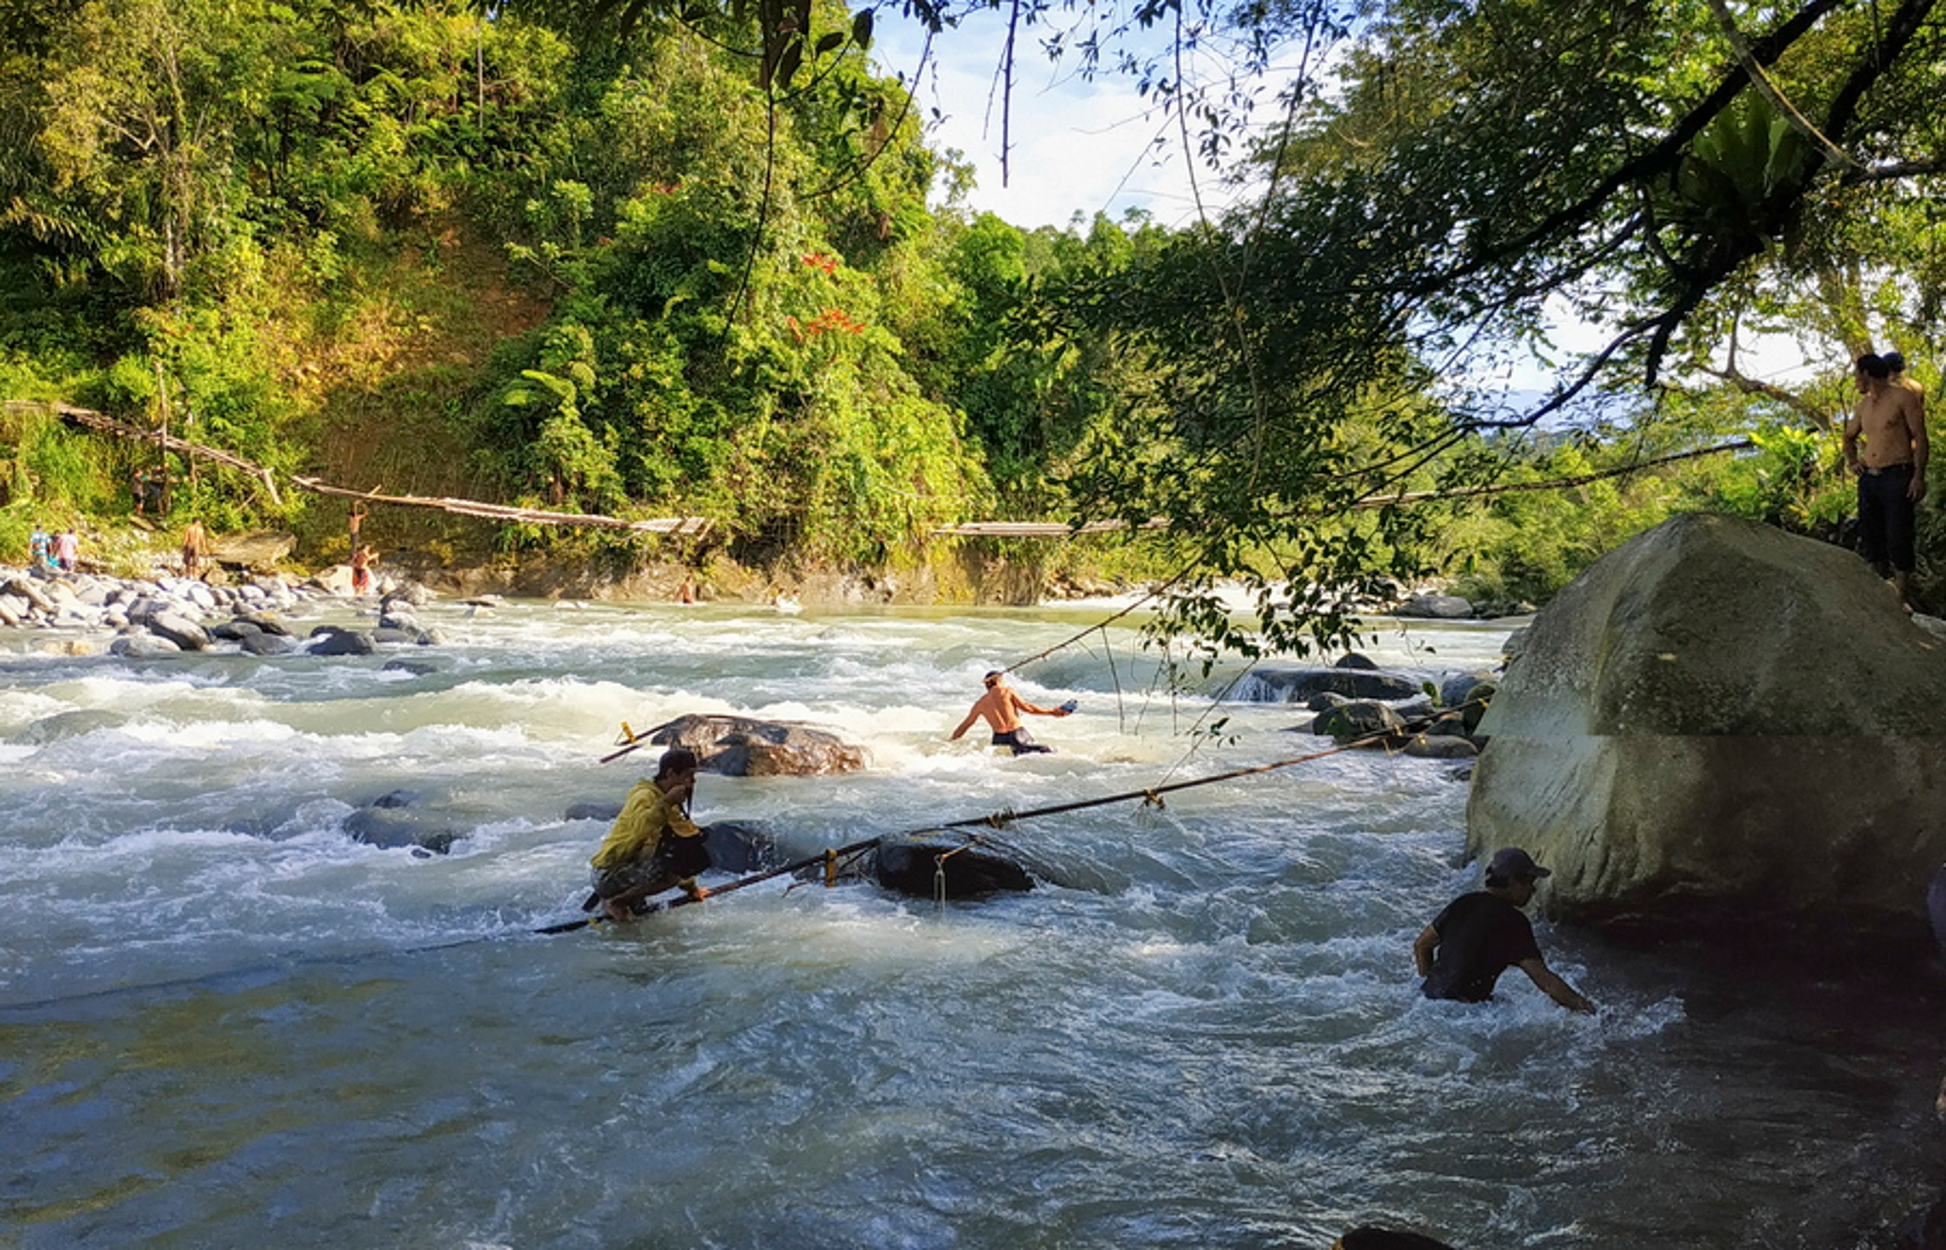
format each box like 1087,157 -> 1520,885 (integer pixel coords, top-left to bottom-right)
587,746 -> 713,922
1843,352 -> 1929,610
53,528 -> 78,573
1413,847 -> 1594,1013
28,524 -> 51,571
951,669 -> 1073,756
351,543 -> 376,595
1885,351 -> 1927,407
181,519 -> 207,579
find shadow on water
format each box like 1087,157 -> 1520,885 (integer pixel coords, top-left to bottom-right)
1571,906 -> 1946,1249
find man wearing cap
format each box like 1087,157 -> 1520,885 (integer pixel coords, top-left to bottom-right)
1885,350 -> 1927,408
585,747 -> 713,922
1413,847 -> 1595,1013
950,670 -> 1073,756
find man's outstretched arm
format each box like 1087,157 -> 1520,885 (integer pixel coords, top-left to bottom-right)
1516,957 -> 1595,1013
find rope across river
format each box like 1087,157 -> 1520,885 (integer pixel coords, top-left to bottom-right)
535,698 -> 1485,935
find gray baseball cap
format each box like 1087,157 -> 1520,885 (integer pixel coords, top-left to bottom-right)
1487,847 -> 1551,880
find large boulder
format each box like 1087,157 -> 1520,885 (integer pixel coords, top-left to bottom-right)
1467,513 -> 1946,922
643,713 -> 868,776
1396,592 -> 1474,619
868,831 -> 1035,898
1241,667 -> 1422,702
205,530 -> 295,569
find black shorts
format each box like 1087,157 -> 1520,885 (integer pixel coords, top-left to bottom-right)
1857,465 -> 1917,573
992,729 -> 1053,756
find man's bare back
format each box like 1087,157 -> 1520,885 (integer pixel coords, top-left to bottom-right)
950,671 -> 1073,751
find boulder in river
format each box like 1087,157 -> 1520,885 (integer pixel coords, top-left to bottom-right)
1467,512 -> 1946,923
643,713 -> 868,776
1312,699 -> 1407,742
1396,593 -> 1474,619
342,790 -> 460,855
110,633 -> 182,660
1243,667 -> 1422,702
309,627 -> 377,656
864,831 -> 1036,898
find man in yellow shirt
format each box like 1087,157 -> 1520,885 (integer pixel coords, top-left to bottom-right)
588,747 -> 712,922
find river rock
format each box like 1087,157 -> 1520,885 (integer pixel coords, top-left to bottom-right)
1243,667 -> 1422,702
145,611 -> 212,651
867,831 -> 1035,898
1467,512 -> 1946,922
342,791 -> 459,854
240,630 -> 299,656
1396,592 -> 1474,619
19,708 -> 129,744
1403,734 -> 1478,759
644,713 -> 868,776
110,633 -> 183,659
701,821 -> 777,874
1312,699 -> 1407,742
309,627 -> 377,656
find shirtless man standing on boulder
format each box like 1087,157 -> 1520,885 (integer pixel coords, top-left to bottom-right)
951,670 -> 1073,756
1843,352 -> 1929,610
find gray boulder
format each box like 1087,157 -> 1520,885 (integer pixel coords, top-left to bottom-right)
1397,592 -> 1474,619
643,713 -> 869,776
309,628 -> 377,656
110,633 -> 183,659
240,631 -> 298,656
1311,699 -> 1407,742
1244,667 -> 1421,702
145,611 -> 211,651
1403,734 -> 1478,759
1467,513 -> 1946,923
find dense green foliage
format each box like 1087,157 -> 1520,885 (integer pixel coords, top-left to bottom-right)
0,0 -> 1143,568
3,0 -> 1944,645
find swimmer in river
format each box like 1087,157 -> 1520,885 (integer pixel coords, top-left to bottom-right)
950,669 -> 1073,756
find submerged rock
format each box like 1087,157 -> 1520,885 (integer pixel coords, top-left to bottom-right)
866,831 -> 1036,898
1468,513 -> 1946,922
342,790 -> 460,854
18,708 -> 129,744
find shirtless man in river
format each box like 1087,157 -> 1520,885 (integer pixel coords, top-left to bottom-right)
1843,353 -> 1929,610
950,670 -> 1072,756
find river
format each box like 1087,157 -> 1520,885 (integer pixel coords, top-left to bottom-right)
0,597 -> 1939,1248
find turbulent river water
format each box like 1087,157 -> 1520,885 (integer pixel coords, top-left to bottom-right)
1,597 -> 1940,1249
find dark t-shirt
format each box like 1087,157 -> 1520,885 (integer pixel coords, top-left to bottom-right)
1421,891 -> 1542,1002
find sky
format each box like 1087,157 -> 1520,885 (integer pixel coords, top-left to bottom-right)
869,11 -> 1255,230
865,12 -> 1821,397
